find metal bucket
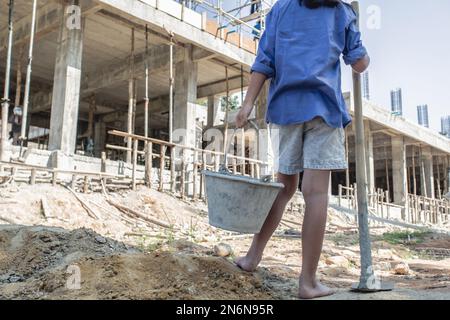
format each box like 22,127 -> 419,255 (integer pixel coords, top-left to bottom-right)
203,170 -> 284,234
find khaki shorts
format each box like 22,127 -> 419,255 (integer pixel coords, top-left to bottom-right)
270,117 -> 348,175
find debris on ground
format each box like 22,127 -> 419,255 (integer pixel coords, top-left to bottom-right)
0,183 -> 449,300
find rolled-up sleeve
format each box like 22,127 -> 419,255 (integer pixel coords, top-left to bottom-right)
343,15 -> 368,65
251,6 -> 278,78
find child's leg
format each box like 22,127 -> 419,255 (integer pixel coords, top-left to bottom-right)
236,172 -> 299,272
298,169 -> 335,299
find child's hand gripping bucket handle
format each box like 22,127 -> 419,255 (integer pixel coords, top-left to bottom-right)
220,120 -> 273,182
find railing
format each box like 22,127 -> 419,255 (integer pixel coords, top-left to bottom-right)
337,183 -> 357,210
337,183 -> 450,226
106,130 -> 270,200
407,194 -> 450,225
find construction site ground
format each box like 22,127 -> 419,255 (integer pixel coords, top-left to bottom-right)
0,182 -> 449,300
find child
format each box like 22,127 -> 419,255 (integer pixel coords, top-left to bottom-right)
235,0 -> 369,299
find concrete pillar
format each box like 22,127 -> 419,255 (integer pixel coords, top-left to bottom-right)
173,44 -> 198,195
48,1 -> 84,155
206,95 -> 222,129
94,121 -> 106,157
364,120 -> 375,193
173,44 -> 198,148
420,146 -> 434,198
391,136 -> 407,206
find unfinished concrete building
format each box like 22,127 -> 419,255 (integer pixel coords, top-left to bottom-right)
0,0 -> 449,225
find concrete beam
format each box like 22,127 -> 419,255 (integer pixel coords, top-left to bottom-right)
197,75 -> 249,98
93,0 -> 255,67
193,48 -> 217,62
82,44 -> 184,95
100,95 -> 169,123
346,93 -> 450,154
0,0 -> 100,54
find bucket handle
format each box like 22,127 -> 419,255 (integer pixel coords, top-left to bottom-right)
220,120 -> 261,174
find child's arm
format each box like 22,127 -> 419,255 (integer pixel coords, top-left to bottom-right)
343,5 -> 369,74
236,72 -> 267,128
351,54 -> 370,74
235,3 -> 279,129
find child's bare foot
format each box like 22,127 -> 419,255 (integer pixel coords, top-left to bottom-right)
234,255 -> 261,272
298,278 -> 336,299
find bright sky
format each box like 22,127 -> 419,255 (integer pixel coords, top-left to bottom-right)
340,0 -> 450,133
222,0 -> 449,133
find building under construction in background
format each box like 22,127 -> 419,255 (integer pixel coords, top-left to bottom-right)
0,0 -> 449,226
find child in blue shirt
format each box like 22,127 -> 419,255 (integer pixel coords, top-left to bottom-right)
235,0 -> 369,299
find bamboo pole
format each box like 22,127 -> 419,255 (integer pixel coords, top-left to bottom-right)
71,174 -> 77,189
223,66 -> 230,164
145,141 -> 153,187
170,147 -> 176,192
15,46 -> 24,108
83,175 -> 89,193
159,145 -> 166,192
412,145 -> 417,195
384,144 -> 390,201
127,28 -> 135,163
30,168 -> 36,185
180,149 -> 186,199
193,150 -> 198,199
144,25 -> 150,139
169,33 -> 174,143
200,152 -> 206,199
345,129 -> 350,200
20,0 -> 38,143
351,1 -> 375,291
132,139 -> 138,190
107,130 -> 268,165
436,156 -> 442,199
1,0 -> 15,161
52,171 -> 58,187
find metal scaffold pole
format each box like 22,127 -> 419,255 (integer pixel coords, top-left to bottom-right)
1,0 -> 15,162
20,0 -> 38,145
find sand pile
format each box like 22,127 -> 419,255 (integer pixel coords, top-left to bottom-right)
0,225 -> 293,300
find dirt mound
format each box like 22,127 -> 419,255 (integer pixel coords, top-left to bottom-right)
0,226 -> 291,300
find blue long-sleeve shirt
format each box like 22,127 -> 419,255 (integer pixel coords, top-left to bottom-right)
251,0 -> 368,128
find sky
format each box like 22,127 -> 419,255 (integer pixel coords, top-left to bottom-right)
223,0 -> 450,133
340,0 -> 450,133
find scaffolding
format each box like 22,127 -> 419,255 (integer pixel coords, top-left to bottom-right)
186,0 -> 275,38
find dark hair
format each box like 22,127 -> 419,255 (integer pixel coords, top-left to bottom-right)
300,0 -> 341,9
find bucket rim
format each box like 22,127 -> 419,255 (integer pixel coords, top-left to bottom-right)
202,170 -> 285,189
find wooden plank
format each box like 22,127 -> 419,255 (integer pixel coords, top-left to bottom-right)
145,142 -> 153,187
83,176 -> 89,193
65,186 -> 99,220
170,146 -> 176,193
132,139 -> 138,190
52,171 -> 58,187
192,150 -> 198,200
159,145 -> 166,192
30,169 -> 36,185
180,149 -> 186,199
